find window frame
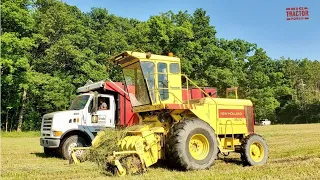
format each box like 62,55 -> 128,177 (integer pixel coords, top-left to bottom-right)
169,63 -> 180,74
97,96 -> 110,111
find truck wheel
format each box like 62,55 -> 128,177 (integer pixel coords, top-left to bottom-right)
240,134 -> 268,166
166,119 -> 218,170
60,135 -> 87,160
44,147 -> 59,157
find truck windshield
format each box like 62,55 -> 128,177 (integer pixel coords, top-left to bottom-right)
69,95 -> 90,110
123,62 -> 151,107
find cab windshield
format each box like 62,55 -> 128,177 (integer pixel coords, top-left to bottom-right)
69,95 -> 90,110
123,62 -> 151,107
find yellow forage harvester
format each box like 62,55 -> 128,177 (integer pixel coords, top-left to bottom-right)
98,51 -> 268,176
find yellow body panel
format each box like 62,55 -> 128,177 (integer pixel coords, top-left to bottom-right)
188,97 -> 252,136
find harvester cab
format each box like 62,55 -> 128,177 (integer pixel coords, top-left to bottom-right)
110,51 -> 184,111
72,51 -> 269,177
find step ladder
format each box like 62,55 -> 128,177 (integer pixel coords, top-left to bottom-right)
221,120 -> 235,152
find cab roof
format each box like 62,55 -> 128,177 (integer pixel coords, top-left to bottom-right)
109,51 -> 180,65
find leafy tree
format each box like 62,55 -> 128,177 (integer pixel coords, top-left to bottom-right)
1,0 -> 319,131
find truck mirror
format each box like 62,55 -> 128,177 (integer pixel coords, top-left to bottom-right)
92,92 -> 99,114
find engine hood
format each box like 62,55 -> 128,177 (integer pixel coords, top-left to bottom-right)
44,110 -> 82,118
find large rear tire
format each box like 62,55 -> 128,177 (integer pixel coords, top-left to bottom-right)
166,119 -> 219,170
240,134 -> 268,166
59,135 -> 87,160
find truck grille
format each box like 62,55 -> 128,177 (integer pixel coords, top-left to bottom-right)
42,117 -> 53,131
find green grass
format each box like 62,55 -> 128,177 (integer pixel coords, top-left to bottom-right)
1,124 -> 320,180
1,131 -> 40,138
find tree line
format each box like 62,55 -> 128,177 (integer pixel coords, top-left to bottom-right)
1,0 -> 320,131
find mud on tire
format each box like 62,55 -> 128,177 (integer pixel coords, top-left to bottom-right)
165,118 -> 219,170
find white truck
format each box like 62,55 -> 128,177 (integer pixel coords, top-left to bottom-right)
40,81 -> 138,160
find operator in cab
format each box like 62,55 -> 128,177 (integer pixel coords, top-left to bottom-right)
99,99 -> 108,110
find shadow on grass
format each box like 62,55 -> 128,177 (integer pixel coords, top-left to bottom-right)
218,157 -> 245,166
30,152 -> 61,159
30,152 -> 46,158
79,156 -> 248,177
82,157 -> 248,178
150,157 -> 246,171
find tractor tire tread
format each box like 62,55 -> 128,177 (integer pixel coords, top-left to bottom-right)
240,133 -> 268,166
166,118 -> 218,170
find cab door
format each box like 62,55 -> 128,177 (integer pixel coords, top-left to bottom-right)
94,95 -> 115,128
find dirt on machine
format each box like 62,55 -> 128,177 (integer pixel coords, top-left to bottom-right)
70,51 -> 269,176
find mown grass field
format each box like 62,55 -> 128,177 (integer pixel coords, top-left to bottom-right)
1,124 -> 320,180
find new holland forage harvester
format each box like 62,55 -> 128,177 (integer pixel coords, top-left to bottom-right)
71,51 -> 268,176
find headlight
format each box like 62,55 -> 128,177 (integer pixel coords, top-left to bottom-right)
53,131 -> 63,137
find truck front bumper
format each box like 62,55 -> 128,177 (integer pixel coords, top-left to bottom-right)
40,138 -> 60,148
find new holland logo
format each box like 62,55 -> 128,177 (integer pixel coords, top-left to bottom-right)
220,112 -> 243,116
219,109 -> 246,118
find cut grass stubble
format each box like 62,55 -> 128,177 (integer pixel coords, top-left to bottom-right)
1,124 -> 320,180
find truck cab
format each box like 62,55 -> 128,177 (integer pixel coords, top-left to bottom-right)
40,80 -> 138,160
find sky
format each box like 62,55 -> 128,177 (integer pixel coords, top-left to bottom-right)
63,0 -> 319,61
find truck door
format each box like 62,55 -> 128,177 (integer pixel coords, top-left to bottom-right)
94,95 -> 115,128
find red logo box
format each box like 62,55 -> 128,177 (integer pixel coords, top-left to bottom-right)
286,7 -> 309,20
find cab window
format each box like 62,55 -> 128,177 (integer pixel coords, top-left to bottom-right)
97,97 -> 110,110
158,62 -> 169,100
170,63 -> 180,73
141,61 -> 156,103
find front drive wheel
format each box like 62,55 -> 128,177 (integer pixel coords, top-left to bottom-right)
60,135 -> 87,160
166,119 -> 219,170
241,134 -> 268,166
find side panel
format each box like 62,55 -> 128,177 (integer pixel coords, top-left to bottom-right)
216,105 -> 248,135
105,82 -> 138,127
182,88 -> 217,101
203,88 -> 217,97
191,88 -> 202,99
121,91 -> 139,126
189,104 -> 216,130
245,106 -> 255,134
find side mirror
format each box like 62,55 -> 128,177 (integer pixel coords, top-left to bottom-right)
92,92 -> 99,114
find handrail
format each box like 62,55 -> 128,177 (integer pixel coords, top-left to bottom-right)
226,87 -> 238,99
181,74 -> 218,106
181,74 -> 222,146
